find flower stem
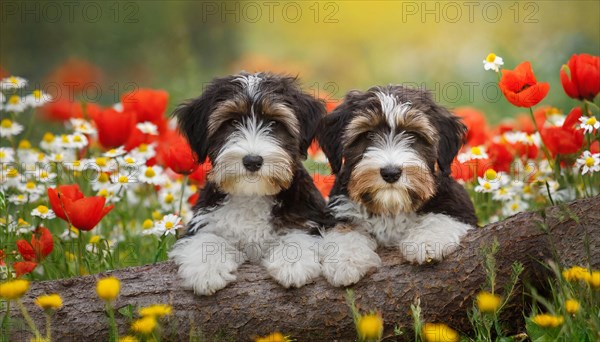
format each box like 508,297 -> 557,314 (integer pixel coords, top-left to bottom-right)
178,175 -> 188,217
45,312 -> 52,340
16,300 -> 42,340
105,302 -> 118,341
528,107 -> 553,168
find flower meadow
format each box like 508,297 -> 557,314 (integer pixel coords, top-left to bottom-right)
1,53 -> 599,341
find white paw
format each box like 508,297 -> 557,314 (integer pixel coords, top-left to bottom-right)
400,214 -> 472,264
169,233 -> 244,296
320,230 -> 381,287
263,233 -> 321,288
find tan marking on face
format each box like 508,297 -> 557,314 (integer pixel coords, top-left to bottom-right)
260,99 -> 300,138
208,98 -> 249,137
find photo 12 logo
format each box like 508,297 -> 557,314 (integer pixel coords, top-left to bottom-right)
199,1 -> 340,24
401,1 -> 539,24
1,1 -> 139,24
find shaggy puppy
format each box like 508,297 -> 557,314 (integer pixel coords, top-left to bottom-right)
317,85 -> 477,287
169,72 -> 332,295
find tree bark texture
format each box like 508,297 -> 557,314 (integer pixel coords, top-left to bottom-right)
6,196 -> 599,341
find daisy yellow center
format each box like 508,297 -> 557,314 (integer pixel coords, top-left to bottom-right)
89,235 -> 101,244
144,167 -> 156,178
142,219 -> 154,229
483,182 -> 491,190
164,193 -> 174,204
486,53 -> 497,63
37,205 -> 49,214
118,175 -> 128,183
98,189 -> 109,197
73,160 -> 81,167
1,119 -> 12,128
0,151 -> 4,159
18,218 -> 27,225
138,144 -> 148,152
98,173 -> 109,183
152,211 -> 162,220
26,181 -> 35,190
43,133 -> 55,142
18,140 -> 31,149
585,157 -> 595,167
53,154 -> 63,161
9,76 -> 18,84
7,169 -> 18,177
8,95 -> 20,105
471,146 -> 482,155
165,222 -> 174,230
586,117 -> 597,126
125,157 -> 135,164
16,195 -> 24,200
32,90 -> 42,99
40,171 -> 48,178
96,157 -> 108,167
73,135 -> 82,142
484,169 -> 497,181
524,185 -> 532,193
108,149 -> 116,155
511,203 -> 519,211
37,153 -> 45,161
61,135 -> 69,143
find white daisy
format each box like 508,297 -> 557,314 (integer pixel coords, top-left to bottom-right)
0,147 -> 15,163
502,198 -> 528,217
110,172 -> 135,189
4,95 -> 28,113
457,146 -> 489,163
96,187 -> 122,204
24,90 -> 52,108
129,143 -> 156,161
0,167 -> 21,190
60,227 -> 80,241
15,218 -> 35,235
103,146 -> 127,158
40,132 -> 58,151
118,155 -> 145,168
139,165 -> 167,186
492,186 -> 515,202
8,193 -> 29,205
575,151 -> 600,175
483,53 -> 504,72
31,205 -> 56,219
136,121 -> 159,135
0,76 -> 28,90
0,119 -> 24,137
56,133 -> 89,149
92,156 -> 118,173
579,116 -> 599,134
153,214 -> 183,236
35,170 -> 58,184
158,189 -> 178,210
91,171 -> 113,191
69,118 -> 97,135
20,181 -> 44,195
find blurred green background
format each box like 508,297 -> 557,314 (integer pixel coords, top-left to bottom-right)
2,0 -> 599,123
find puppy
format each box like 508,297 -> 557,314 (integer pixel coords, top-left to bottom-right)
169,72 -> 332,295
317,85 -> 477,287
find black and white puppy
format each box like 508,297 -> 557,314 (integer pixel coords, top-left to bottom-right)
169,72 -> 332,295
317,85 -> 477,287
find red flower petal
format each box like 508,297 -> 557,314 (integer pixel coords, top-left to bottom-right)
14,262 -> 37,277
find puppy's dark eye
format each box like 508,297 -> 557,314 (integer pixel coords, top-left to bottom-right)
269,120 -> 281,129
226,119 -> 239,127
366,132 -> 376,140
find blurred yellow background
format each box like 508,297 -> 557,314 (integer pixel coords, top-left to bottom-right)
2,0 -> 599,121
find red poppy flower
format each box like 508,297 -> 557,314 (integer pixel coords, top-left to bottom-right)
188,160 -> 211,186
14,261 -> 38,277
42,100 -> 102,122
487,142 -> 514,172
453,107 -> 489,146
122,88 -> 169,123
312,174 -> 336,199
16,227 -> 54,262
0,249 -> 5,267
451,157 -> 493,182
499,62 -> 550,108
48,184 -> 114,231
560,54 -> 600,101
93,108 -> 136,149
166,137 -> 199,175
540,108 -> 584,157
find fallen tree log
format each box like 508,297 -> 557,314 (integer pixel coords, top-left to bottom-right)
7,196 -> 600,341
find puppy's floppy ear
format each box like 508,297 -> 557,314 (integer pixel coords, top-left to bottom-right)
431,105 -> 467,176
293,91 -> 327,159
172,94 -> 212,162
316,91 -> 360,174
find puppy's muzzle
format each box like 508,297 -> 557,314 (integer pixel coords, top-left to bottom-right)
242,154 -> 264,172
380,165 -> 402,183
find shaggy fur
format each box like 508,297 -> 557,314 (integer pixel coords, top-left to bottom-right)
317,85 -> 477,286
169,72 -> 333,295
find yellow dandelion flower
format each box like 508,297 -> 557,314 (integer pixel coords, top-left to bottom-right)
118,336 -> 139,342
562,266 -> 591,282
131,316 -> 157,335
254,332 -> 291,342
138,304 -> 173,318
96,276 -> 120,301
422,323 -> 459,342
476,291 -> 502,314
587,271 -> 600,289
357,313 -> 383,341
532,313 -> 564,328
565,299 -> 579,314
34,294 -> 63,310
0,279 -> 30,300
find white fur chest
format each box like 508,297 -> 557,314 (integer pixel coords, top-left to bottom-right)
330,196 -> 420,247
188,195 -> 277,247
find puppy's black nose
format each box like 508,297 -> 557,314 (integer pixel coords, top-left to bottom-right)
380,166 -> 401,183
242,155 -> 263,172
